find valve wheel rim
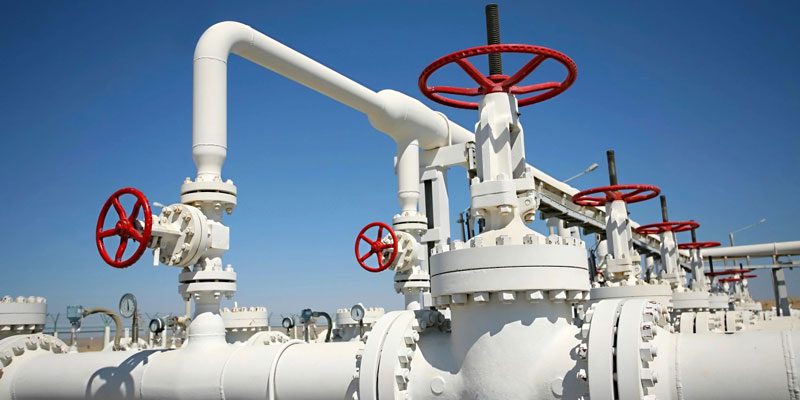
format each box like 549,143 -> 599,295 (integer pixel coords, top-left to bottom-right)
634,220 -> 699,235
418,44 -> 577,110
677,241 -> 721,250
354,222 -> 398,273
571,184 -> 661,207
96,187 -> 152,269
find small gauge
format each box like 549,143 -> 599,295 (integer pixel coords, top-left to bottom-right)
300,308 -> 314,324
350,303 -> 366,322
119,293 -> 137,318
282,317 -> 295,329
149,318 -> 165,334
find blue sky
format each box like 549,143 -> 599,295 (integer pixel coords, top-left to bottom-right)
1,1 -> 798,324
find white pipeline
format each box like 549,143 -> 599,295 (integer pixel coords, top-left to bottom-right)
192,21 -> 472,181
8,341 -> 360,400
701,241 -> 800,259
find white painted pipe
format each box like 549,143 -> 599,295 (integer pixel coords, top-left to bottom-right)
7,342 -> 360,400
192,21 -> 472,181
396,139 -> 421,216
701,241 -> 800,258
671,330 -> 800,399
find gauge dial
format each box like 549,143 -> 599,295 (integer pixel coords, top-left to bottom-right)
350,303 -> 366,322
119,293 -> 137,318
149,318 -> 164,333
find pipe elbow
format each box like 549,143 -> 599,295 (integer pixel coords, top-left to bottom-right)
368,89 -> 474,150
194,21 -> 254,63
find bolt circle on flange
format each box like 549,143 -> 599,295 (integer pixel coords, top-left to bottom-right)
572,184 -> 660,207
354,222 -> 398,273
634,220 -> 699,235
418,44 -> 577,109
96,187 -> 152,269
677,241 -> 721,250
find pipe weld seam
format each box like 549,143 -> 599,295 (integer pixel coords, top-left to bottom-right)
194,56 -> 228,64
674,334 -> 685,400
782,331 -> 800,400
268,339 -> 304,400
193,143 -> 228,150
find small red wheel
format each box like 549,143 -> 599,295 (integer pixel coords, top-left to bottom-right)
572,184 -> 660,207
418,44 -> 577,110
706,268 -> 753,277
678,241 -> 721,250
96,187 -> 152,269
634,220 -> 699,235
354,222 -> 398,273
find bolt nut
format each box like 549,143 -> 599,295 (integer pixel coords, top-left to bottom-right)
577,343 -> 588,359
641,322 -> 656,341
472,292 -> 490,303
576,369 -> 588,381
496,235 -> 512,246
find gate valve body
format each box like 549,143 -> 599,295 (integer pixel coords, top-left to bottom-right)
96,187 -> 153,268
354,222 -> 398,273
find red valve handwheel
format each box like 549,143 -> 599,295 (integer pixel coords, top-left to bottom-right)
706,268 -> 753,277
572,184 -> 660,207
354,222 -> 398,273
96,187 -> 152,269
678,241 -> 721,250
634,220 -> 699,235
719,275 -> 757,283
418,44 -> 577,110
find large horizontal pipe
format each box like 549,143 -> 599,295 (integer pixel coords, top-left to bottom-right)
192,21 -> 473,181
702,241 -> 800,259
6,341 -> 360,400
671,330 -> 800,399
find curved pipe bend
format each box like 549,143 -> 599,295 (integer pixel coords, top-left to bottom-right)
81,307 -> 123,351
192,21 -> 473,181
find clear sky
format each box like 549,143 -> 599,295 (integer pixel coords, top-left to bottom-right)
1,1 -> 798,325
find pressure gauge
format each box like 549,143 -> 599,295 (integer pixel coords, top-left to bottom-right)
149,317 -> 165,334
119,293 -> 137,318
282,317 -> 295,329
350,303 -> 366,322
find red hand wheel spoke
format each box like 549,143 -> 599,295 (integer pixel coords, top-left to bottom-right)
510,81 -> 561,95
96,187 -> 152,269
503,54 -> 548,88
419,44 -> 577,110
635,221 -> 700,235
358,234 -> 375,246
111,198 -> 128,220
115,237 -> 129,262
678,241 -> 721,250
572,184 -> 660,207
454,58 -> 494,88
429,86 -> 482,96
354,222 -> 398,273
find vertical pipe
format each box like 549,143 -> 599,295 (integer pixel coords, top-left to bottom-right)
606,150 -> 618,185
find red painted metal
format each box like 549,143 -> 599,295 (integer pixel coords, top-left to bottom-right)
96,187 -> 152,269
706,268 -> 754,277
571,184 -> 660,207
719,274 -> 757,283
635,220 -> 699,235
418,44 -> 577,109
678,241 -> 722,250
355,222 -> 398,273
